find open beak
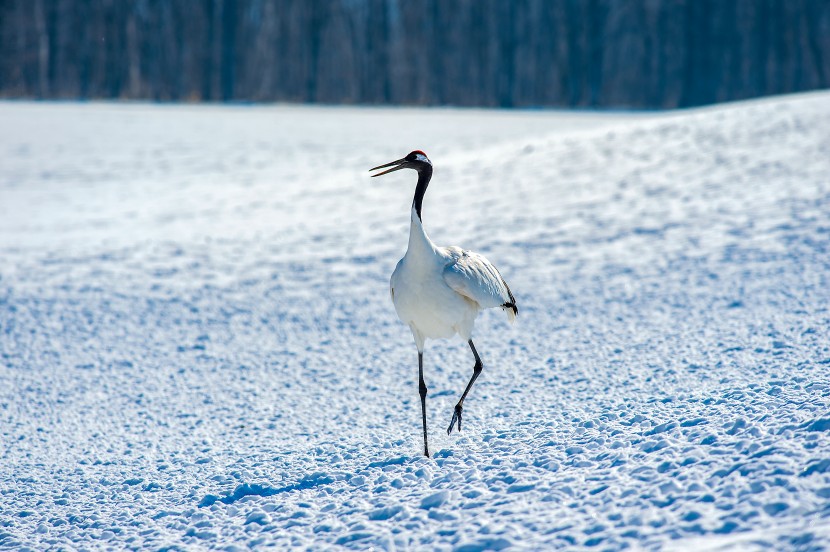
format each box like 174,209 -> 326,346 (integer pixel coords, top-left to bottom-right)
369,158 -> 407,177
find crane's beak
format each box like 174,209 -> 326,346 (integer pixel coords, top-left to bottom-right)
369,158 -> 407,177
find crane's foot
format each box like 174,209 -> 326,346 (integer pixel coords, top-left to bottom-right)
447,404 -> 463,435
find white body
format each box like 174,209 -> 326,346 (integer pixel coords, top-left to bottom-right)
391,208 -> 515,352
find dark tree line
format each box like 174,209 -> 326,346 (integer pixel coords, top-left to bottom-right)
1,0 -> 828,108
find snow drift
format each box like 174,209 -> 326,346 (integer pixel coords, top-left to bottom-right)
1,93 -> 829,549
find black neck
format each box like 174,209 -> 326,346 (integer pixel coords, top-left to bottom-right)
412,165 -> 433,221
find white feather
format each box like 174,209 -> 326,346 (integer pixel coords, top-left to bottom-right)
390,208 -> 516,351
442,248 -> 516,323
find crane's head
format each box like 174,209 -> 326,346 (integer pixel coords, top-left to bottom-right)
369,150 -> 432,177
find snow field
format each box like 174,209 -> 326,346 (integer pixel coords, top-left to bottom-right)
1,93 -> 829,550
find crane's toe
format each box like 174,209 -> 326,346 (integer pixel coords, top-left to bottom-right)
447,404 -> 463,435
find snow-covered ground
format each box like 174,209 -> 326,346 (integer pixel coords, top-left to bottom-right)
1,93 -> 829,550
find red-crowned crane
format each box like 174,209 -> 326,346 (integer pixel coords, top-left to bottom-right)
370,150 -> 517,457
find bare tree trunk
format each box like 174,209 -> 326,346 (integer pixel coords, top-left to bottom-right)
210,0 -> 223,101
34,0 -> 49,97
126,6 -> 140,97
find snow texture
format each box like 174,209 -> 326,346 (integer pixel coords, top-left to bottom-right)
1,94 -> 829,550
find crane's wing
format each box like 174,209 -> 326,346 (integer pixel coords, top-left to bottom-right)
443,248 -> 518,323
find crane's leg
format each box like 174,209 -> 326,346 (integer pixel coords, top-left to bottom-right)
447,340 -> 483,435
418,351 -> 430,457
